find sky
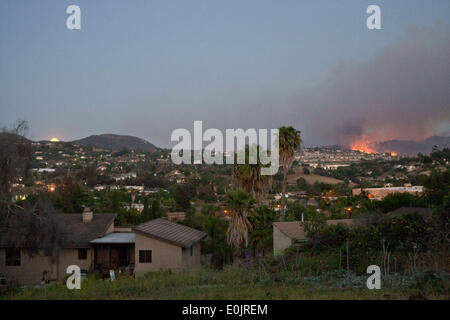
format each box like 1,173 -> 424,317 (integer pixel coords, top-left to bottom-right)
1,0 -> 449,148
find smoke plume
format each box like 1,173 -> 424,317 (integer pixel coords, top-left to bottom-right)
293,26 -> 450,148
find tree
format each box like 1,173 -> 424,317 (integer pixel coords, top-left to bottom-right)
141,198 -> 164,221
249,206 -> 278,257
0,121 -> 64,257
232,144 -> 269,200
52,175 -> 88,213
0,120 -> 32,221
224,188 -> 255,259
199,214 -> 233,268
278,126 -> 302,220
150,199 -> 164,219
424,169 -> 450,206
171,183 -> 196,211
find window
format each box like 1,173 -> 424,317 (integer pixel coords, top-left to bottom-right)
139,250 -> 152,263
190,246 -> 193,257
5,248 -> 21,266
78,248 -> 87,260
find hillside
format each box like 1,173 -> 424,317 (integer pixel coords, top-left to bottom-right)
323,136 -> 450,156
71,134 -> 157,151
375,136 -> 450,156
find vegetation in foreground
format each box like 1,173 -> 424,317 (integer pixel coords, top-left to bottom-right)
2,259 -> 449,300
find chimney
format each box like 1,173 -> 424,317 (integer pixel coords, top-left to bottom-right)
82,207 -> 93,223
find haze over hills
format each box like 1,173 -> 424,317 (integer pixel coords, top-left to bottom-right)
374,136 -> 450,156
70,134 -> 157,151
2,131 -> 448,156
326,136 -> 450,156
322,136 -> 450,156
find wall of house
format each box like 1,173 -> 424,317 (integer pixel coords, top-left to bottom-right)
134,232 -> 182,277
56,248 -> 93,282
0,247 -> 93,286
273,226 -> 293,256
0,249 -> 54,286
181,242 -> 201,269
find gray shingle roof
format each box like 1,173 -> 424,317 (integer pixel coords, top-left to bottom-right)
0,213 -> 116,248
273,221 -> 306,240
132,218 -> 206,248
274,219 -> 356,241
57,213 -> 116,248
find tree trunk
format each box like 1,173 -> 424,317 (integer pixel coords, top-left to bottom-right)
251,243 -> 256,258
280,167 -> 287,221
240,245 -> 246,260
346,239 -> 350,272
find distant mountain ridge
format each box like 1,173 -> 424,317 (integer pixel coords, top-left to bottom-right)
321,136 -> 449,156
71,134 -> 157,151
374,136 -> 450,156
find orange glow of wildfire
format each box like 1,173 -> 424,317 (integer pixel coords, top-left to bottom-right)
350,135 -> 399,155
350,138 -> 378,154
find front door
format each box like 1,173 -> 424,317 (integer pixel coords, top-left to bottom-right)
110,245 -> 130,269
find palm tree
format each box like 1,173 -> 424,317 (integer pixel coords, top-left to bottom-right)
232,144 -> 269,200
249,206 -> 278,257
224,188 -> 255,259
279,126 -> 302,221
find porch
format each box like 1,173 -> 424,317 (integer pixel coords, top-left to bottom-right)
90,232 -> 136,277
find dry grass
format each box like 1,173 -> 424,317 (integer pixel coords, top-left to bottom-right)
287,167 -> 344,185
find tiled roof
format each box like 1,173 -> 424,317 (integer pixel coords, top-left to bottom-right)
133,218 -> 206,248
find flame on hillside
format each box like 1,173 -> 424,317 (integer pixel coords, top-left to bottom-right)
350,135 -> 378,154
349,135 -> 401,156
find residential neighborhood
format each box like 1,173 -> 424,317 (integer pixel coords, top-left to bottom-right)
1,0 -> 449,305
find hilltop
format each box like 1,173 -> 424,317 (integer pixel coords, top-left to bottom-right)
71,134 -> 157,151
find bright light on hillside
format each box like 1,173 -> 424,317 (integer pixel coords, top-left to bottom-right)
50,137 -> 60,142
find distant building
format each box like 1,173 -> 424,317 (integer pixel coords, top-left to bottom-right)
322,164 -> 350,170
166,212 -> 186,221
33,168 -> 56,173
124,185 -> 144,192
273,219 -> 355,256
306,198 -> 319,208
124,203 -> 145,213
352,186 -> 423,200
111,172 -> 137,181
